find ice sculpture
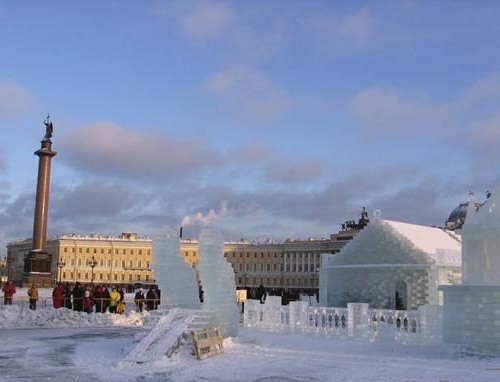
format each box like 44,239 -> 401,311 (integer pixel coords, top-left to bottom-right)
152,228 -> 201,310
461,188 -> 500,285
197,228 -> 239,338
441,185 -> 500,355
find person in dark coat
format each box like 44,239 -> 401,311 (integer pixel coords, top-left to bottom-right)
102,285 -> 111,312
146,287 -> 159,311
134,288 -> 145,312
71,282 -> 84,312
93,284 -> 105,313
63,282 -> 73,309
258,284 -> 266,304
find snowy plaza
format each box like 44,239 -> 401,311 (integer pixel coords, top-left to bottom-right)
1,298 -> 500,382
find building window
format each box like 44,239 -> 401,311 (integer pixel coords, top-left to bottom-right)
121,274 -> 125,281
147,250 -> 151,255
146,274 -> 150,281
94,248 -> 97,254
63,271 -> 66,279
114,274 -> 117,281
123,249 -> 126,255
85,273 -> 88,280
122,260 -> 125,268
108,249 -> 112,254
139,250 -> 142,255
267,264 -> 271,272
304,264 -> 309,272
292,264 -> 296,272
298,264 -> 302,272
131,250 -> 134,255
71,259 -> 75,266
78,259 -> 82,266
72,248 -> 75,253
100,260 -> 104,267
101,249 -> 104,254
108,260 -> 111,267
129,260 -> 133,267
99,273 -> 103,280
63,247 -> 67,253
129,274 -> 132,281
138,261 -> 142,268
146,261 -> 150,268
86,248 -> 89,254
79,248 -> 82,253
115,249 -> 118,254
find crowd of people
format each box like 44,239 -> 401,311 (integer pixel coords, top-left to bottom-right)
1,280 -> 161,314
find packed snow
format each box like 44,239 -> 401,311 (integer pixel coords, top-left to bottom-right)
1,289 -> 499,381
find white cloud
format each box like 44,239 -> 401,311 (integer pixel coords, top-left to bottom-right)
303,8 -> 375,51
0,81 -> 38,120
59,122 -> 220,179
337,9 -> 373,43
180,3 -> 235,42
468,112 -> 500,156
458,74 -> 500,108
348,86 -> 452,137
204,66 -> 292,122
265,159 -> 322,183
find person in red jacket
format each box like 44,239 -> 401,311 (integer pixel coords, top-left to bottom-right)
2,281 -> 16,305
52,283 -> 65,309
83,290 -> 94,314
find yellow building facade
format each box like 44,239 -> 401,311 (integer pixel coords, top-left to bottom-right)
180,228 -> 360,293
7,232 -> 153,286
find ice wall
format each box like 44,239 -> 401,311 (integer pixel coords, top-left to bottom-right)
462,185 -> 500,285
152,228 -> 201,309
197,228 -> 239,338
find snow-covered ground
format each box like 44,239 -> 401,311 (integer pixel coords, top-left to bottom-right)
1,289 -> 499,381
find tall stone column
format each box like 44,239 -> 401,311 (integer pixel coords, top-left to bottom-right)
32,138 -> 57,251
23,117 -> 57,286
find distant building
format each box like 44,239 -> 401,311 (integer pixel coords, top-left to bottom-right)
181,219 -> 367,295
6,212 -> 369,292
7,232 -> 153,286
320,219 -> 462,310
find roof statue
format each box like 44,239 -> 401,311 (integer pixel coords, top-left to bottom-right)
44,114 -> 53,139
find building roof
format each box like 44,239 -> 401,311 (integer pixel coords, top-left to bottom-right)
323,219 -> 461,268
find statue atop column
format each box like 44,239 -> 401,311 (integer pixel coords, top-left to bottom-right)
44,114 -> 53,140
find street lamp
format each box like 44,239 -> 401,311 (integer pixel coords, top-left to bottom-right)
87,255 -> 98,284
57,261 -> 66,283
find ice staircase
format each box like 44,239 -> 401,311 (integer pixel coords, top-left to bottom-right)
126,308 -> 216,363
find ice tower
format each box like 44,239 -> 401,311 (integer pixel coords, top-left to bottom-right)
197,228 -> 239,338
152,228 -> 201,310
441,184 -> 500,355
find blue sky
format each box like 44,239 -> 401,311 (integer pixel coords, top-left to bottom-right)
1,1 -> 500,252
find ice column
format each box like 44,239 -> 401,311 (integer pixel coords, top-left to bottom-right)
198,228 -> 239,338
152,228 -> 201,310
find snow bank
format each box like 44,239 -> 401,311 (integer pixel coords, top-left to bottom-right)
0,305 -> 147,329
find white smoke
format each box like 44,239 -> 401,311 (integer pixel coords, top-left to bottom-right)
181,201 -> 230,227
